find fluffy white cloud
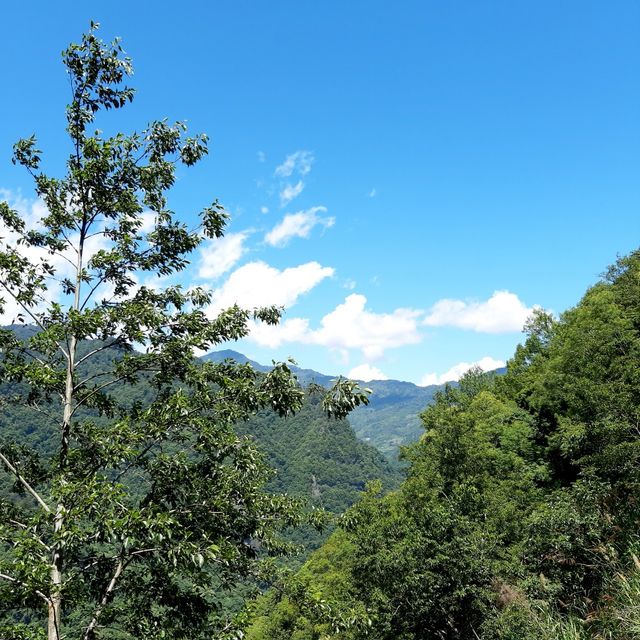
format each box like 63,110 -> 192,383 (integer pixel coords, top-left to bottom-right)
206,261 -> 334,317
348,363 -> 389,381
419,356 -> 506,386
249,317 -> 312,348
265,207 -> 335,247
279,180 -> 305,206
275,150 -> 314,178
197,232 -> 248,280
248,293 -> 423,360
260,206 -> 269,214
312,295 -> 422,359
423,290 -> 535,333
0,190 -> 47,229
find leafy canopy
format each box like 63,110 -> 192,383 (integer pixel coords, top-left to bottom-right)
0,23 -> 368,640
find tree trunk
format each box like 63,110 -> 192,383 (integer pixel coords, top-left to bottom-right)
48,214 -> 84,639
48,552 -> 62,640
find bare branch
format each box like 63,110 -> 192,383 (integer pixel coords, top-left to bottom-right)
29,401 -> 58,422
8,343 -> 49,368
80,273 -> 109,311
75,339 -> 125,368
46,249 -> 77,270
128,547 -> 159,557
59,227 -> 78,254
70,374 -> 130,416
0,278 -> 70,363
0,450 -> 51,513
0,571 -> 51,603
82,557 -> 126,640
73,370 -> 113,392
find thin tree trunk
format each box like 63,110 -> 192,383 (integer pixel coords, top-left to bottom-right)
48,554 -> 62,640
48,214 -> 85,640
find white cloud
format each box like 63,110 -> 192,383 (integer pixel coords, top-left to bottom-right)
348,363 -> 389,381
275,150 -> 314,178
139,211 -> 156,233
197,232 -> 248,280
0,190 -> 47,229
265,207 -> 335,247
423,290 -> 535,334
260,206 -> 269,214
206,260 -> 334,317
279,180 -> 305,206
419,356 -> 506,386
257,151 -> 266,163
250,317 -> 312,349
343,279 -> 356,290
312,295 -> 422,359
248,293 -> 423,360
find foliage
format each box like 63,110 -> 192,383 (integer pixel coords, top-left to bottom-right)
246,529 -> 368,640
0,24 -> 369,640
254,250 -> 640,638
237,392 -> 401,557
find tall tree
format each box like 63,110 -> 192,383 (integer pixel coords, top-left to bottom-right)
0,24 -> 367,640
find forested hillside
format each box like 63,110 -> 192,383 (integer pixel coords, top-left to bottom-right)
247,250 -> 640,639
346,379 -> 438,456
0,337 -> 399,553
206,350 -> 445,458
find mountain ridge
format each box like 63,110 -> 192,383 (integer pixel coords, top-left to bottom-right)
205,349 -> 498,457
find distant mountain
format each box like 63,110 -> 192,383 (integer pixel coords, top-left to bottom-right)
237,396 -> 402,555
347,379 -> 440,456
0,333 -> 400,559
205,350 -> 449,458
203,349 -> 335,386
202,349 -> 271,372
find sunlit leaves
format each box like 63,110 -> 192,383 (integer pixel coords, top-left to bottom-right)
0,22 -> 370,640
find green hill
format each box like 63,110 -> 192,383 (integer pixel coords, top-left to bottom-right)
205,349 -> 452,457
247,249 -> 640,639
0,336 -> 400,552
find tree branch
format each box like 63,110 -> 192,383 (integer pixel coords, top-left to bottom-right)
0,450 -> 51,513
75,339 -> 125,368
0,571 -> 51,603
9,519 -> 51,551
47,249 -> 77,270
29,400 -> 58,422
80,272 -> 109,311
70,374 -> 130,416
0,278 -> 70,363
82,557 -> 126,640
73,370 -> 113,392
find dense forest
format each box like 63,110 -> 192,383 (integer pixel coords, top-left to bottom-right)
247,251 -> 640,639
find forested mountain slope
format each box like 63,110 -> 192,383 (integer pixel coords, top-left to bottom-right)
237,396 -> 401,554
0,338 -> 399,552
205,350 -> 446,457
248,250 -> 640,639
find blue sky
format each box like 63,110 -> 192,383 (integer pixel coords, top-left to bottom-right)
0,1 -> 638,384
